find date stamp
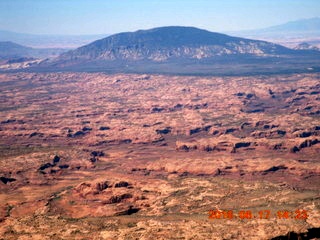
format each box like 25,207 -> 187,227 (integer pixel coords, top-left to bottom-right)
208,209 -> 308,220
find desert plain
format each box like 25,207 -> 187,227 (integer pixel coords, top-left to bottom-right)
0,72 -> 319,239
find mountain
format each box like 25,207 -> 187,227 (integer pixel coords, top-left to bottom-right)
36,26 -> 320,75
229,18 -> 320,48
55,26 -> 295,63
0,41 -> 67,60
260,17 -> 320,33
0,41 -> 33,59
0,30 -> 107,48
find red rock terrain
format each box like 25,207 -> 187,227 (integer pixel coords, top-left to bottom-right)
0,72 -> 319,239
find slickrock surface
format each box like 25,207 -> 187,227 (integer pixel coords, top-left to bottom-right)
0,72 -> 319,239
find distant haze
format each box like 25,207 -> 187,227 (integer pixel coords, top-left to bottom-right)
0,30 -> 107,48
0,0 -> 319,35
229,17 -> 320,48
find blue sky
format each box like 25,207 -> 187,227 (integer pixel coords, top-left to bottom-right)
0,0 -> 319,35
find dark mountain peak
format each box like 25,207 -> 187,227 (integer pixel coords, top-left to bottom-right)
139,25 -> 205,32
133,26 -> 215,37
131,26 -> 235,45
81,26 -> 235,50
57,26 -> 296,64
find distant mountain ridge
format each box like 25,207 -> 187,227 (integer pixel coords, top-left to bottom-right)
229,18 -> 320,42
262,17 -> 320,32
0,41 -> 67,60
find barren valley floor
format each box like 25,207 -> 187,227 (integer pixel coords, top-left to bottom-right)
0,72 -> 319,239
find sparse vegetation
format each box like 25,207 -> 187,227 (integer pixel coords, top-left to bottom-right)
0,72 -> 319,239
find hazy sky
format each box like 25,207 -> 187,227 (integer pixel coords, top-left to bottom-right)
0,0 -> 319,35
